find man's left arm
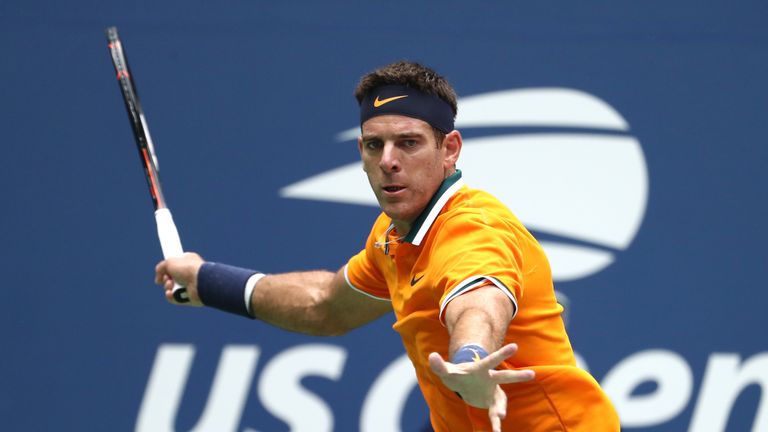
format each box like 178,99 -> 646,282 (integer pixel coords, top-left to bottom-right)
444,284 -> 513,354
428,286 -> 534,432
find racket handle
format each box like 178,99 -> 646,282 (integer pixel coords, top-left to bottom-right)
154,208 -> 189,303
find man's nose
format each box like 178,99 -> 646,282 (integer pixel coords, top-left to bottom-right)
379,143 -> 401,173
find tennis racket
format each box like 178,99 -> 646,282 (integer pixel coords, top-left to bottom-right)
106,26 -> 189,303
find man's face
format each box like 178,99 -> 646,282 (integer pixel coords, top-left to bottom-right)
358,115 -> 460,231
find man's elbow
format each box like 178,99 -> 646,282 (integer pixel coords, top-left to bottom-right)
301,292 -> 356,336
302,319 -> 355,337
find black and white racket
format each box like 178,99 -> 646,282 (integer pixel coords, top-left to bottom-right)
106,26 -> 189,303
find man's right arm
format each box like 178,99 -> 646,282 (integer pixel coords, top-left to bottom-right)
249,269 -> 392,335
155,253 -> 393,336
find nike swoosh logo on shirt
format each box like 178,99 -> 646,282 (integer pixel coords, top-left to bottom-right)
410,274 -> 425,286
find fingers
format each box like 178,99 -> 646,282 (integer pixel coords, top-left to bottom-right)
153,253 -> 205,307
430,344 -> 531,383
156,259 -> 182,303
478,343 -> 519,370
155,260 -> 167,284
428,352 -> 450,377
489,386 -> 508,432
489,368 -> 536,384
432,342 -> 532,430
156,260 -> 178,302
470,343 -> 534,386
490,411 -> 501,432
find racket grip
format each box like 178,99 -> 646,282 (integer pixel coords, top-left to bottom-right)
155,208 -> 189,303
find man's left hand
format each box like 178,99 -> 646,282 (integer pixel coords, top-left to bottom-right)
428,343 -> 535,432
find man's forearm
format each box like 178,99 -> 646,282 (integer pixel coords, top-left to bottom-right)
156,255 -> 391,336
448,308 -> 504,356
445,287 -> 514,357
248,271 -> 344,336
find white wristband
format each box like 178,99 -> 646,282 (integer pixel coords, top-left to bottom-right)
244,273 -> 266,315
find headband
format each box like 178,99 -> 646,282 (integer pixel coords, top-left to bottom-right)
359,84 -> 455,133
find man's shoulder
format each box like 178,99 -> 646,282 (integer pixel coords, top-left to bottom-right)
445,186 -> 520,223
432,186 -> 540,248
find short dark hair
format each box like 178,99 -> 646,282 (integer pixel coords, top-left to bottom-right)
354,61 -> 458,116
355,61 -> 457,146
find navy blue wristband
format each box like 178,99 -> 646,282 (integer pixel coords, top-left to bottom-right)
197,262 -> 259,318
451,344 -> 489,364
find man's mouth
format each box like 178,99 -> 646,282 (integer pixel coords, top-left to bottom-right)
383,185 -> 405,193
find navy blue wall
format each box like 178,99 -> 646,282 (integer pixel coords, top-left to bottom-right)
1,1 -> 767,430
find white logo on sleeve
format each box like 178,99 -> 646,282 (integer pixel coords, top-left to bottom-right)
280,88 -> 649,282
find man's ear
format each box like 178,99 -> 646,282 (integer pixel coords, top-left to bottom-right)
357,136 -> 367,172
443,130 -> 462,169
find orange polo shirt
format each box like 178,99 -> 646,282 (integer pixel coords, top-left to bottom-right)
345,171 -> 619,431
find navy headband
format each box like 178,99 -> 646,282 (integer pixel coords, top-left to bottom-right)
359,84 -> 455,133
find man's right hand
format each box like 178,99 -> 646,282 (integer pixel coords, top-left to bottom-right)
154,252 -> 205,306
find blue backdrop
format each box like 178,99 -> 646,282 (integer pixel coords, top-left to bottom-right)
2,1 -> 767,431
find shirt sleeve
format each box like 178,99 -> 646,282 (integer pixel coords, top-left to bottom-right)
432,211 -> 523,324
345,228 -> 391,301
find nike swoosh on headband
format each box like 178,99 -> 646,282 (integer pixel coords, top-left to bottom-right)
374,94 -> 409,107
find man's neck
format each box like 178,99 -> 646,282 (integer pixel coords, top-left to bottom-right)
390,169 -> 460,242
392,221 -> 411,239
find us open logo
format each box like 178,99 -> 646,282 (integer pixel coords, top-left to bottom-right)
280,88 -> 649,282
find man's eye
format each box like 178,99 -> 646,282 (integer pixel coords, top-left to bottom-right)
402,140 -> 417,148
365,141 -> 381,150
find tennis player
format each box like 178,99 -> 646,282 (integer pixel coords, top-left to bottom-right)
155,61 -> 620,431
